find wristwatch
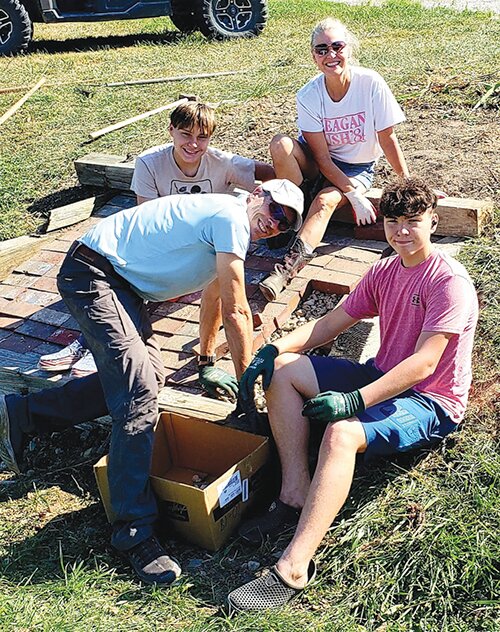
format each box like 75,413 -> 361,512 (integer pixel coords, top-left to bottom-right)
198,354 -> 216,366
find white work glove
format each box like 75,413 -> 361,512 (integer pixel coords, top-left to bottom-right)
345,189 -> 377,226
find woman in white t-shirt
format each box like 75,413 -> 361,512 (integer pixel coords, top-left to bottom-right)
260,17 -> 409,301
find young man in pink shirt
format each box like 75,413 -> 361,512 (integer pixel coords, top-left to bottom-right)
228,177 -> 478,612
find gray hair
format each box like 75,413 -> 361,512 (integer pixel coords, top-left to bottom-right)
310,18 -> 359,61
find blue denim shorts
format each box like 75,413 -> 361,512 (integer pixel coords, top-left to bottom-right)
298,135 -> 375,191
308,356 -> 458,461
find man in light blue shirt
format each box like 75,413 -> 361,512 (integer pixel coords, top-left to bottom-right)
0,180 -> 303,588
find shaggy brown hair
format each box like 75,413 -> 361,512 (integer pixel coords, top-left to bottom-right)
379,177 -> 438,218
170,102 -> 216,136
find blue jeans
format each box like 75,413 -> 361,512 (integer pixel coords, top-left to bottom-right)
6,244 -> 165,551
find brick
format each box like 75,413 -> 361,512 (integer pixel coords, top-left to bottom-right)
30,276 -> 60,293
0,285 -> 24,300
0,315 -> 23,330
0,300 -> 40,318
153,302 -> 200,322
311,269 -> 359,295
37,250 -> 67,264
354,221 -> 387,242
18,289 -> 58,307
15,260 -> 53,276
44,265 -> 62,278
245,284 -> 258,299
333,246 -> 381,264
177,321 -> 201,338
159,334 -> 198,354
167,360 -> 199,386
245,256 -> 277,272
45,240 -> 71,253
160,350 -> 193,371
30,308 -> 70,327
3,273 -> 36,288
62,317 -> 81,331
47,328 -> 80,345
308,254 -> 334,268
252,331 -> 266,353
151,317 -> 185,336
47,299 -> 70,314
287,276 -> 311,297
15,320 -> 58,341
192,329 -> 229,358
0,333 -> 42,353
34,342 -> 64,357
176,291 -> 203,305
326,257 -> 371,277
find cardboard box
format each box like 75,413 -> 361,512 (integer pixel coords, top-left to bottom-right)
94,412 -> 269,551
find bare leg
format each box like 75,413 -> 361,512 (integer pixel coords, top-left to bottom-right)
298,186 -> 346,249
275,418 -> 367,587
269,134 -> 318,185
265,353 -> 322,508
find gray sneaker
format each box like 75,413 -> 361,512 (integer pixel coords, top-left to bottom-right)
0,395 -> 20,475
259,237 -> 316,302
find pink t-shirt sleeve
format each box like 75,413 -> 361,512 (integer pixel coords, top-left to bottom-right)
422,274 -> 474,335
343,268 -> 379,320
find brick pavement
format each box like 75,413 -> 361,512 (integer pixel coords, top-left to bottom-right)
0,195 -> 389,394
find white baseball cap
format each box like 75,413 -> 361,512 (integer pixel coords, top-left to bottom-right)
261,179 -> 304,231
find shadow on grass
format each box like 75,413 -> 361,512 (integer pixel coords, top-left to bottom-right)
29,30 -> 183,56
24,184 -> 110,226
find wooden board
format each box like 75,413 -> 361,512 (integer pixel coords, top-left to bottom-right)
74,153 -> 135,190
336,188 -> 492,238
75,154 -> 491,237
0,235 -> 50,282
45,195 -> 110,232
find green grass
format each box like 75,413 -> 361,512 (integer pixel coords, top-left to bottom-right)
0,1 -> 499,630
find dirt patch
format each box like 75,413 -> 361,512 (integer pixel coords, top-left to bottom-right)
215,97 -> 499,204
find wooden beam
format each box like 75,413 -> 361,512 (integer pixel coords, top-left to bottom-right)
335,188 -> 492,238
45,195 -> 110,232
89,97 -> 189,141
0,357 -> 233,424
0,77 -> 46,126
74,153 -> 135,190
0,235 -> 50,282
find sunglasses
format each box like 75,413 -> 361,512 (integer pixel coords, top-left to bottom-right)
313,41 -> 346,56
269,200 -> 293,232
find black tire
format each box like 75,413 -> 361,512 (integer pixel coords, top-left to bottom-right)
0,0 -> 32,55
197,0 -> 267,40
170,0 -> 199,34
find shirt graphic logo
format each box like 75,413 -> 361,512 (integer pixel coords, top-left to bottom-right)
170,179 -> 213,195
323,111 -> 366,146
411,293 -> 420,306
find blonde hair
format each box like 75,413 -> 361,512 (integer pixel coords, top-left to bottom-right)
310,18 -> 359,62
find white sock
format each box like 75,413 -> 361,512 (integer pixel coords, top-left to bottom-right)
302,240 -> 314,255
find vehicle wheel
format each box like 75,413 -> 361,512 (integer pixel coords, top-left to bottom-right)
197,0 -> 267,40
170,0 -> 199,34
0,0 -> 32,55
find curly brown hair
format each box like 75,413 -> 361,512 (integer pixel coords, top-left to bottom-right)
379,177 -> 437,218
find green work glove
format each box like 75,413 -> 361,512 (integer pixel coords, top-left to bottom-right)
302,390 -> 365,424
198,365 -> 239,400
239,344 -> 279,403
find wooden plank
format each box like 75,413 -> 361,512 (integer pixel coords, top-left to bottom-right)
336,188 -> 491,238
0,358 -> 233,424
75,153 -> 135,190
89,97 -> 188,141
45,195 -> 110,232
157,387 -> 234,423
0,235 -> 50,282
0,77 -> 46,126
